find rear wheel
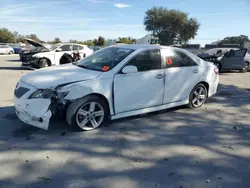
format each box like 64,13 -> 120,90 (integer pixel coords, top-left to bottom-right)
38,58 -> 49,68
66,95 -> 109,131
188,84 -> 208,108
240,62 -> 249,73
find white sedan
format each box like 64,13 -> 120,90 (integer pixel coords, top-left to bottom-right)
0,45 -> 14,54
14,45 -> 219,131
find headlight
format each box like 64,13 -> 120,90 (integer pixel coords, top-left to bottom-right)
29,89 -> 54,99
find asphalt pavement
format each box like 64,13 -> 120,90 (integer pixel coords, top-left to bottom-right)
0,55 -> 250,188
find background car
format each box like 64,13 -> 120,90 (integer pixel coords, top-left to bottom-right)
19,38 -> 50,62
14,44 -> 219,131
198,48 -> 249,73
25,43 -> 94,68
7,44 -> 24,54
0,44 -> 14,54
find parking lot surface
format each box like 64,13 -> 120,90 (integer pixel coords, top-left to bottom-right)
0,55 -> 250,188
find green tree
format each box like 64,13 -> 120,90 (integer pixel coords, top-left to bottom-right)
105,39 -> 117,46
144,7 -> 200,45
13,31 -> 25,43
93,36 -> 105,46
0,28 -> 15,43
84,40 -> 95,46
26,34 -> 41,42
53,37 -> 61,43
220,35 -> 249,47
117,37 -> 136,44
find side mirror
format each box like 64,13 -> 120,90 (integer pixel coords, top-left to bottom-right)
56,48 -> 62,52
122,65 -> 138,74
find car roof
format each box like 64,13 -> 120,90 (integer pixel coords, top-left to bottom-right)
51,43 -> 87,46
112,44 -> 183,51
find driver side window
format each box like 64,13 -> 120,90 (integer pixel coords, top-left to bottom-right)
126,49 -> 161,72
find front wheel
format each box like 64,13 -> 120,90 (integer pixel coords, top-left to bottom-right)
188,84 -> 208,108
240,62 -> 249,73
66,95 -> 109,131
38,58 -> 49,68
8,51 -> 13,55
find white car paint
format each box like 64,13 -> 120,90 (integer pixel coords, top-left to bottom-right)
0,45 -> 14,54
14,80 -> 52,130
14,45 -> 219,130
32,43 -> 93,66
21,64 -> 102,89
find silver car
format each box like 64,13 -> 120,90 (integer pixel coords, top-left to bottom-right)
0,45 -> 14,54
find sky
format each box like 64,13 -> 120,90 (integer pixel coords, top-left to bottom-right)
0,0 -> 250,46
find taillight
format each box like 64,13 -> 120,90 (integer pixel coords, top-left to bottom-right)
214,68 -> 219,74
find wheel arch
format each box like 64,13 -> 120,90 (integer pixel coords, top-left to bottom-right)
69,93 -> 111,117
39,57 -> 52,66
246,61 -> 250,71
245,61 -> 250,67
197,81 -> 209,93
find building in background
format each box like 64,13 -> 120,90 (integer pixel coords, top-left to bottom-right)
136,34 -> 159,45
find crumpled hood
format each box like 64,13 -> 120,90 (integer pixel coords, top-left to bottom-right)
21,64 -> 103,89
25,38 -> 50,50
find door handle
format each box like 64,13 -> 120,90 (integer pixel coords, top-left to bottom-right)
155,74 -> 164,79
193,69 -> 199,73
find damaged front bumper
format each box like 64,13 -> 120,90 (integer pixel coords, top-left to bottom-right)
22,57 -> 39,69
14,81 -> 53,130
15,98 -> 52,130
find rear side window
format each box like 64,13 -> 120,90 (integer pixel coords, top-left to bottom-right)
126,49 -> 162,72
73,45 -> 84,51
60,45 -> 72,51
234,50 -> 246,57
165,50 -> 197,68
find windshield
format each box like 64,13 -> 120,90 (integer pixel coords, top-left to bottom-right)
205,49 -> 220,55
205,48 -> 232,55
75,47 -> 135,71
50,44 -> 61,51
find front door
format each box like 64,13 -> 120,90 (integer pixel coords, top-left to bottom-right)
114,49 -> 165,113
161,49 -> 202,104
221,49 -> 247,70
54,44 -> 72,65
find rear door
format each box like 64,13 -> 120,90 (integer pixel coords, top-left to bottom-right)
54,44 -> 72,65
161,49 -> 202,104
221,49 -> 247,70
73,44 -> 84,58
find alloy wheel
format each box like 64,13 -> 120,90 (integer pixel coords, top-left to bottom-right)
191,86 -> 207,108
76,102 -> 105,130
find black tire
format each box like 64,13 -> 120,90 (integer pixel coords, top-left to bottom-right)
38,58 -> 49,68
240,62 -> 249,73
8,51 -> 13,55
66,95 -> 109,131
188,84 -> 208,108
